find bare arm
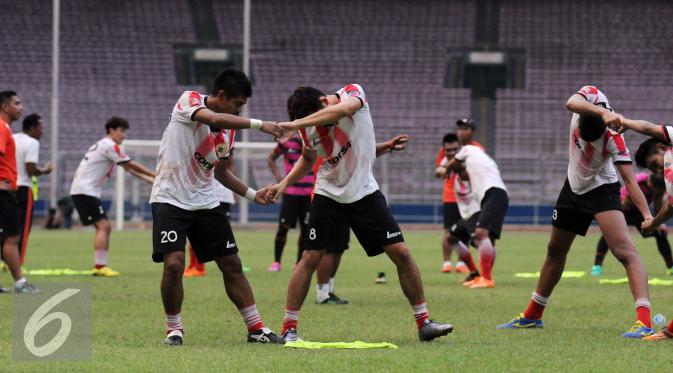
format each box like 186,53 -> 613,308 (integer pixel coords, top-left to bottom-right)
566,93 -> 622,129
266,147 -> 318,202
619,118 -> 666,140
643,202 -> 673,234
280,96 -> 362,131
267,149 -> 283,182
214,160 -> 270,205
376,134 -> 408,157
25,160 -> 53,176
121,160 -> 156,178
193,108 -> 280,137
617,163 -> 653,221
126,167 -> 154,184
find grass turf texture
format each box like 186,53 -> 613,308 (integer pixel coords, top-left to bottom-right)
2,229 -> 673,372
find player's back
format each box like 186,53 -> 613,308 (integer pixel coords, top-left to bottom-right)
70,137 -> 127,198
455,145 -> 506,202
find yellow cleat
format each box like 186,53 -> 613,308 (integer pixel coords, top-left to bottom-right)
643,329 -> 673,341
469,277 -> 495,289
93,266 -> 120,277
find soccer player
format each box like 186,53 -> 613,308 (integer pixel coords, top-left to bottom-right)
268,84 -> 453,342
314,134 -> 409,305
14,113 -> 53,265
183,132 -> 237,278
70,117 -> 156,277
591,172 -> 672,276
497,86 -> 654,339
0,91 -> 38,293
445,143 -> 508,289
151,69 -> 285,346
266,134 -> 315,272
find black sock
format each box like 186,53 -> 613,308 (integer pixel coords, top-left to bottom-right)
595,236 -> 609,266
274,226 -> 289,262
654,231 -> 673,268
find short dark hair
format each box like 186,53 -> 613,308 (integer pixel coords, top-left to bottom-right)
286,86 -> 326,121
442,133 -> 459,145
578,115 -> 606,142
22,113 -> 42,132
211,69 -> 252,98
0,90 -> 17,107
649,173 -> 665,191
105,116 -> 130,133
635,138 -> 664,169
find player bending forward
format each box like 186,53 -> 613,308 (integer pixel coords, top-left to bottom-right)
497,86 -> 654,338
150,69 -> 285,346
611,115 -> 673,340
267,84 -> 453,342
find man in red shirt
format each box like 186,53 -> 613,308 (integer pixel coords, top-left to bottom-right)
0,91 -> 38,294
433,118 -> 484,273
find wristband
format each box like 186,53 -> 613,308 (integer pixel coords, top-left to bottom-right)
244,187 -> 257,201
250,119 -> 263,130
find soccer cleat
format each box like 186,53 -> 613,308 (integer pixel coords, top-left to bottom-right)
668,266 -> 673,276
462,273 -> 481,287
183,267 -> 206,277
496,313 -> 544,329
164,330 -> 183,346
643,328 -> 673,341
0,286 -> 9,293
418,319 -> 453,341
14,282 -> 40,294
93,266 -> 120,277
442,262 -> 452,273
469,277 -> 495,289
455,261 -> 469,273
622,321 -> 654,339
268,261 -> 281,272
375,272 -> 387,284
318,293 -> 349,305
280,328 -> 302,343
247,327 -> 285,344
591,265 -> 602,276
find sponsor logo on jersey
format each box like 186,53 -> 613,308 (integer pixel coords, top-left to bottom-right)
327,141 -> 352,165
194,152 -> 215,170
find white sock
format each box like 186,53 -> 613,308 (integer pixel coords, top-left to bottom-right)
15,277 -> 27,288
328,277 -> 335,294
95,250 -> 108,267
317,283 -> 329,302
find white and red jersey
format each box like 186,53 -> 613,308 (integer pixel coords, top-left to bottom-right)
299,83 -> 379,203
659,126 -> 673,206
150,91 -> 223,210
567,86 -> 631,195
440,156 -> 480,218
454,145 -> 506,204
70,137 -> 130,198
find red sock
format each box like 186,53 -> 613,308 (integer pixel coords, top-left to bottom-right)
239,304 -> 265,332
637,306 -> 651,328
459,252 -> 478,272
281,309 -> 299,334
94,264 -> 105,269
412,302 -> 429,328
523,292 -> 548,320
478,239 -> 495,280
188,245 -> 205,271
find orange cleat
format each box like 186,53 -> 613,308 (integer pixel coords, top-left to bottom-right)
469,277 -> 495,289
184,267 -> 206,277
462,275 -> 481,287
455,262 -> 469,273
442,262 -> 453,273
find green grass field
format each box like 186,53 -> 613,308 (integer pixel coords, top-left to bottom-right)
2,227 -> 673,372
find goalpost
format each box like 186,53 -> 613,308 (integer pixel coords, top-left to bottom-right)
114,139 -> 276,230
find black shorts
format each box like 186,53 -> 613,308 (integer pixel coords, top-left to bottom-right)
0,190 -> 19,237
476,187 -> 509,239
443,202 -> 461,229
71,194 -> 107,226
552,179 -> 622,236
299,210 -> 350,253
304,191 -> 403,257
279,194 -> 311,228
17,186 -> 34,249
623,208 -> 654,238
221,202 -> 232,221
449,211 -> 480,245
151,202 -> 238,263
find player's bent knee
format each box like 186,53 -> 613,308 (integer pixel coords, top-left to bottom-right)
216,254 -> 244,275
300,250 -> 323,268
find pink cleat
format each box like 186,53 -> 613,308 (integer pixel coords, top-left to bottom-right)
268,261 -> 281,272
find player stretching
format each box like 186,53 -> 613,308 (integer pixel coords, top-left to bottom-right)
70,117 -> 156,277
445,142 -> 508,288
497,86 -> 654,338
0,91 -> 38,293
591,172 -> 672,276
266,134 -> 315,271
268,84 -> 453,342
151,69 -> 285,346
14,113 -> 53,266
608,115 -> 673,340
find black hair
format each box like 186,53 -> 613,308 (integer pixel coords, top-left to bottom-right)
211,69 -> 252,98
442,133 -> 459,145
286,86 -> 326,121
635,138 -> 664,169
649,173 -> 665,191
0,90 -> 17,107
578,115 -> 606,142
105,116 -> 130,133
22,113 -> 42,132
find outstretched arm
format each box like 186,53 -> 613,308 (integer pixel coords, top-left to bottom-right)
643,203 -> 673,234
193,108 -> 281,138
619,118 -> 667,140
214,160 -> 270,205
376,134 -> 408,157
26,160 -> 53,177
279,96 -> 362,131
266,147 -> 317,203
617,163 -> 653,222
121,160 -> 155,183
